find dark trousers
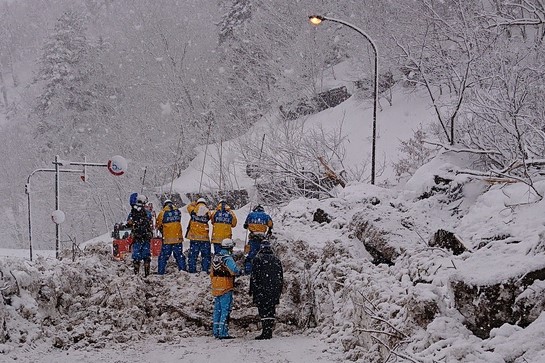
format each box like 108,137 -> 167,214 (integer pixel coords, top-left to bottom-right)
256,303 -> 276,339
257,303 -> 276,320
188,240 -> 211,273
158,243 -> 186,274
213,243 -> 222,254
131,240 -> 151,261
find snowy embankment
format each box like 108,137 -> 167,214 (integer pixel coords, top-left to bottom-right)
3,152 -> 545,362
0,242 -> 339,362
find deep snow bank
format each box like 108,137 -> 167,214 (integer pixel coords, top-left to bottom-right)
3,153 -> 545,362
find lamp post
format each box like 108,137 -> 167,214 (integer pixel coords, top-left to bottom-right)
309,15 -> 378,185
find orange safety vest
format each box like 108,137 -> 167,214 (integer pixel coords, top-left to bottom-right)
210,254 -> 236,296
186,202 -> 211,241
210,203 -> 238,244
156,204 -> 184,244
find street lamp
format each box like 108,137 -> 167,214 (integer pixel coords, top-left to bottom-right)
309,15 -> 378,185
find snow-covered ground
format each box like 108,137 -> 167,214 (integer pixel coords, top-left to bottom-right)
0,249 -> 54,259
5,335 -> 339,363
4,155 -> 545,362
4,69 -> 545,362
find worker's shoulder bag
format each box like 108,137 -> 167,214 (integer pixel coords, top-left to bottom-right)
132,210 -> 152,240
211,254 -> 232,277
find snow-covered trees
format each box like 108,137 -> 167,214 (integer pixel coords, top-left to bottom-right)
394,0 -> 490,146
35,11 -> 94,116
218,0 -> 252,45
452,1 -> 545,188
32,10 -> 119,159
387,0 -> 545,191
239,118 -> 348,204
484,0 -> 545,29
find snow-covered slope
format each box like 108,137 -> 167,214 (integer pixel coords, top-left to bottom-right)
167,71 -> 436,196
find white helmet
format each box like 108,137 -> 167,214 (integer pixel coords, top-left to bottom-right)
221,238 -> 235,249
197,198 -> 206,204
137,194 -> 148,205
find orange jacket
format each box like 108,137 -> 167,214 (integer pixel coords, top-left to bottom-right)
156,204 -> 183,244
210,272 -> 235,297
186,201 -> 211,241
210,202 -> 238,244
210,250 -> 239,296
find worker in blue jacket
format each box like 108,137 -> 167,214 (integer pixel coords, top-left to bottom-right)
243,205 -> 273,274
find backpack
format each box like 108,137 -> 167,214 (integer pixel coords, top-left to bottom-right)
131,208 -> 152,240
211,254 -> 232,277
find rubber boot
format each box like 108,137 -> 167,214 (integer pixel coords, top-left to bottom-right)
133,260 -> 140,275
254,319 -> 265,340
255,319 -> 274,340
143,260 -> 150,277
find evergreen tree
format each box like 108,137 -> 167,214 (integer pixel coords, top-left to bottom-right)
35,11 -> 94,116
32,10 -> 118,158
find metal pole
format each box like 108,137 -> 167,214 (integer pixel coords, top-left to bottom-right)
219,140 -> 223,191
26,168 -> 83,261
372,45 -> 378,185
199,122 -> 213,194
26,183 -> 32,261
66,161 -> 108,167
309,15 -> 378,184
29,155 -> 125,260
141,167 -> 147,194
55,155 -> 60,259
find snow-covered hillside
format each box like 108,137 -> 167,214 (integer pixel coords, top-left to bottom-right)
166,68 -> 436,197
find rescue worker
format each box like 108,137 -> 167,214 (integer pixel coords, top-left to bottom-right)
243,205 -> 273,274
186,197 -> 212,273
126,195 -> 153,276
210,199 -> 238,254
156,199 -> 186,274
250,242 -> 283,340
127,194 -> 152,221
210,238 -> 241,339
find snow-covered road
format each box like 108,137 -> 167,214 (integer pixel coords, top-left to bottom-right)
8,335 -> 341,363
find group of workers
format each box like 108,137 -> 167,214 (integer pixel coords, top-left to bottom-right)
125,194 -> 283,340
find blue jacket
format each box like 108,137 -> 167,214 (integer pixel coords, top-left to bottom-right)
244,211 -> 273,234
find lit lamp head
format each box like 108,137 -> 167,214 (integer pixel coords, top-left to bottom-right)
309,15 -> 325,25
